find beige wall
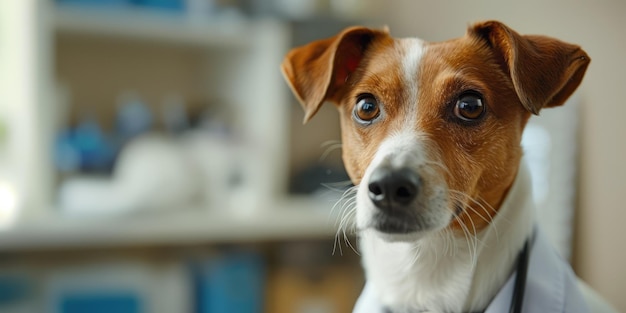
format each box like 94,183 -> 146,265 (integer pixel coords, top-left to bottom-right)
374,1 -> 626,310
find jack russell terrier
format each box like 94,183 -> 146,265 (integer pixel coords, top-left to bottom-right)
282,21 -> 617,313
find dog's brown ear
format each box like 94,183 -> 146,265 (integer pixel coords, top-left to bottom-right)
281,27 -> 387,123
469,21 -> 590,114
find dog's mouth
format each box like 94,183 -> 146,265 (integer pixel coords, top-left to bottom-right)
372,210 -> 424,234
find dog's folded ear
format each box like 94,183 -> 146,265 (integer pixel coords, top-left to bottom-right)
281,27 -> 388,123
469,21 -> 590,114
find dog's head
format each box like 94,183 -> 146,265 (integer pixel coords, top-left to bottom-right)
282,21 -> 589,241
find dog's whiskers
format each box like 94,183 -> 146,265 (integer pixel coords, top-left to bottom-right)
342,208 -> 360,255
422,159 -> 450,176
442,228 -> 454,257
407,242 -> 422,268
466,205 -> 499,245
454,213 -> 479,269
449,190 -> 501,246
329,185 -> 358,224
330,185 -> 360,256
321,180 -> 354,192
319,140 -> 343,162
334,204 -> 359,255
450,192 -> 494,225
475,194 -> 513,228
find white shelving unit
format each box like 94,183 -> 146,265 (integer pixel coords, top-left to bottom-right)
53,6 -> 253,48
0,198 -> 340,251
0,2 -> 341,251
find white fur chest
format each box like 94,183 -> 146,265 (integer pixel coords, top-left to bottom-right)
361,232 -> 476,312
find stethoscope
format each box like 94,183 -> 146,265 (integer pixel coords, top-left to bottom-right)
507,239 -> 530,313
474,238 -> 531,313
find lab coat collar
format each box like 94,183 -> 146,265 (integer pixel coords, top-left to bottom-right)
484,226 -> 590,313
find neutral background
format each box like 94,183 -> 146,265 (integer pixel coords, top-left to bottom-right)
373,1 -> 626,310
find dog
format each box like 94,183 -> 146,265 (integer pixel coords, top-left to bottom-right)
281,21 -> 618,313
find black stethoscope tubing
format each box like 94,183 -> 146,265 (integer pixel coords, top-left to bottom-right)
508,238 -> 531,313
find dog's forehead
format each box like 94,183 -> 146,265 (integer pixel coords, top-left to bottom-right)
361,35 -> 484,96
352,33 -> 509,122
364,34 -> 508,105
362,37 -> 427,82
391,35 -> 491,83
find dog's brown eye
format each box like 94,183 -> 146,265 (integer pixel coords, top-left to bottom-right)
355,94 -> 380,123
454,94 -> 485,121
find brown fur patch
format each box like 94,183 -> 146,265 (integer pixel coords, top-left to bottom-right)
416,36 -> 529,232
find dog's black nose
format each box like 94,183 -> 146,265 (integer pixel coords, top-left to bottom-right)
368,167 -> 421,211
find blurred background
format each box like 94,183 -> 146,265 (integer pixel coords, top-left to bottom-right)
0,0 -> 624,312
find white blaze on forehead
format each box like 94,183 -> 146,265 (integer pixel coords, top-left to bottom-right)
398,38 -> 426,127
400,38 -> 426,95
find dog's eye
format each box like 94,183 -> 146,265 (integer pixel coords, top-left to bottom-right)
454,93 -> 485,121
354,94 -> 380,123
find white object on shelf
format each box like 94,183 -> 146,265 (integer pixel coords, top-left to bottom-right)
115,134 -> 200,211
59,134 -> 201,217
181,130 -> 237,212
59,177 -> 127,217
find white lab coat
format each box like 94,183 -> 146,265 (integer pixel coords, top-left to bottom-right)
353,226 -> 617,312
484,227 -> 589,313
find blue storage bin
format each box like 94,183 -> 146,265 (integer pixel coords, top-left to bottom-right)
59,292 -> 142,313
56,0 -> 130,7
132,0 -> 185,12
194,251 -> 266,313
0,275 -> 29,306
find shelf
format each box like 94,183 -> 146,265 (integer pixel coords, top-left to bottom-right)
0,197 -> 343,251
53,6 -> 252,49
